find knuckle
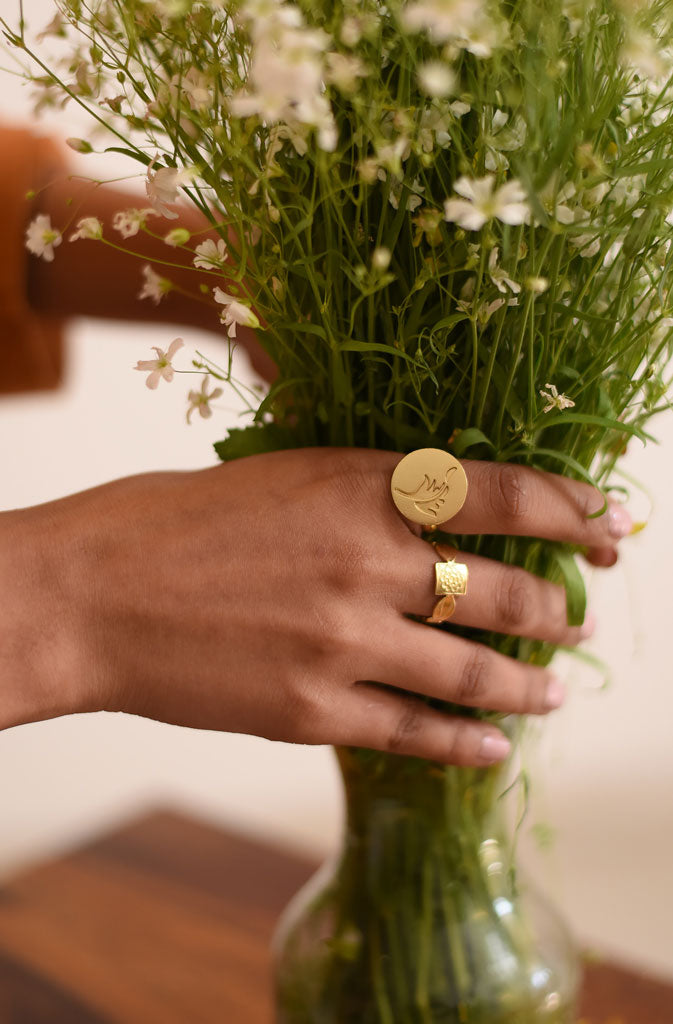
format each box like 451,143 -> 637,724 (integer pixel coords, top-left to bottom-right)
282,678 -> 334,741
456,647 -> 491,705
316,605 -> 361,657
386,697 -> 424,753
495,570 -> 531,632
521,669 -> 549,715
325,535 -> 375,596
443,723 -> 462,765
490,464 -> 529,525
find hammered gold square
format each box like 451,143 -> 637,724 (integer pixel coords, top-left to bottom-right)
435,560 -> 468,597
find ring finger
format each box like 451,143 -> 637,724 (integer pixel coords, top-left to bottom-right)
400,542 -> 594,645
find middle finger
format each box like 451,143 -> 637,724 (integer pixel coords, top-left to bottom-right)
438,460 -> 632,547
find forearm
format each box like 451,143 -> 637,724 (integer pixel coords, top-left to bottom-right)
0,507 -> 91,731
27,176 -> 221,330
25,173 -> 276,378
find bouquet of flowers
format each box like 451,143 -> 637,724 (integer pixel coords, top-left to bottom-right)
8,0 -> 673,1019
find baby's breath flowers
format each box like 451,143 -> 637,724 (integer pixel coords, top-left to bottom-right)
14,0 -> 673,1016
213,288 -> 261,338
134,337 -> 184,389
138,264 -> 172,304
186,376 -> 223,422
25,214 -> 62,262
539,383 -> 576,414
193,238 -> 228,270
145,160 -> 195,218
112,208 -> 157,238
70,216 -> 103,241
443,176 -> 530,231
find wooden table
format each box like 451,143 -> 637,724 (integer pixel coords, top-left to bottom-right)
0,811 -> 670,1023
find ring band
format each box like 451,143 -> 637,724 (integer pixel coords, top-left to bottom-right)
426,544 -> 468,624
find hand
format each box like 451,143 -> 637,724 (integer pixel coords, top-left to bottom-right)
0,449 -> 629,765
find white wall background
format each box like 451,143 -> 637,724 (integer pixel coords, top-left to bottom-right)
1,0 -> 672,983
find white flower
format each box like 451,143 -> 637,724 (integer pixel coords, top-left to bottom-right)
112,208 -> 157,238
25,214 -> 62,262
69,217 -> 103,242
417,62 -> 455,98
340,13 -> 378,46
173,67 -> 212,111
483,110 -> 527,172
539,383 -> 575,413
193,238 -> 228,269
581,181 -> 611,210
570,227 -> 601,259
389,177 -> 424,212
145,158 -> 195,219
478,296 -> 508,325
238,0 -> 303,37
375,137 -> 411,177
444,175 -> 530,231
325,52 -> 367,94
403,0 -> 501,57
450,100 -> 471,118
138,264 -> 172,304
186,376 -> 224,422
229,22 -> 337,151
538,177 -> 576,225
214,288 -> 261,338
488,247 -> 520,294
266,122 -> 309,168
372,246 -> 391,271
134,337 -> 184,389
621,28 -> 667,80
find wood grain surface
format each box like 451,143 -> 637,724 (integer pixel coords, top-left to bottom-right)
0,810 -> 669,1023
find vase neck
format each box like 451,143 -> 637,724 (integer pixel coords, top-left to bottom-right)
336,747 -> 511,853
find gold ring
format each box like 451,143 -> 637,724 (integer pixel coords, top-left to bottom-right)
426,543 -> 469,624
391,448 -> 468,527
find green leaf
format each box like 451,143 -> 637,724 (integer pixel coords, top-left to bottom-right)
536,412 -> 653,443
104,146 -> 151,166
509,446 -> 608,517
254,377 -> 310,421
451,428 -> 496,457
292,322 -> 328,341
340,339 -> 424,366
368,406 -> 438,449
214,423 -> 299,462
550,547 -> 587,627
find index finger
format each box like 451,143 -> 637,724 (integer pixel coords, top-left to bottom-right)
441,461 -> 632,546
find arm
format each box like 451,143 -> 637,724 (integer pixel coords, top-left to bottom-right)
22,150 -> 276,380
0,449 -> 626,764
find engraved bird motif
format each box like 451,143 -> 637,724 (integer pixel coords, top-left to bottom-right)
394,467 -> 458,519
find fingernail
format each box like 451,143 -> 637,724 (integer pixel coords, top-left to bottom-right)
608,503 -> 633,539
579,612 -> 596,639
544,677 -> 566,711
479,734 -> 511,764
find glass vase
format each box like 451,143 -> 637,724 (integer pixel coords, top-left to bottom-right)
273,746 -> 581,1023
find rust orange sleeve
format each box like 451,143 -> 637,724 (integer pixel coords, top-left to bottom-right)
0,123 -> 66,394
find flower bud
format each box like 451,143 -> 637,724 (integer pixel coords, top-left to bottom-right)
66,137 -> 93,154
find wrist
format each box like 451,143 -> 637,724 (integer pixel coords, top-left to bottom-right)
0,504 -> 96,730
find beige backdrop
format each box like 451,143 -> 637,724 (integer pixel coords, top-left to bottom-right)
1,0 -> 672,982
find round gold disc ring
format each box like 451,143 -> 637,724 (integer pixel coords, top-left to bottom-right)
390,448 -> 468,527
